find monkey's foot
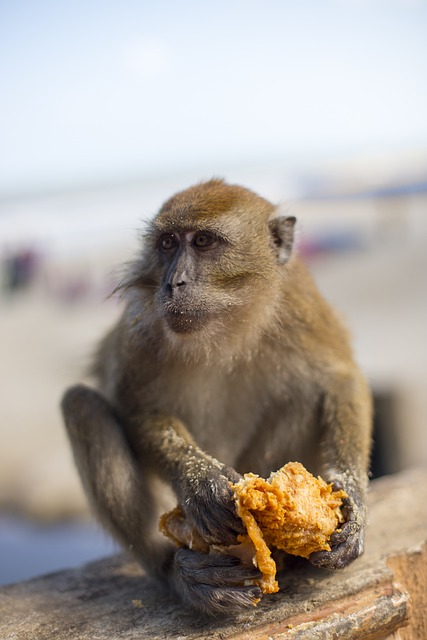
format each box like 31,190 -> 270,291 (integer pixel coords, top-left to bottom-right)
170,548 -> 262,615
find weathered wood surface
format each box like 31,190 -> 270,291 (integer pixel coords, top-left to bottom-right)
1,468 -> 426,640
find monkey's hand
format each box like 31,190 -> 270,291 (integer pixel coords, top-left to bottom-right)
178,463 -> 245,547
170,548 -> 262,615
309,484 -> 365,570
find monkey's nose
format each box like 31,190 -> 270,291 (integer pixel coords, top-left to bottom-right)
165,280 -> 186,297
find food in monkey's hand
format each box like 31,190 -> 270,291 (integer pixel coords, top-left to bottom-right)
159,506 -> 210,554
160,462 -> 347,597
231,462 -> 347,593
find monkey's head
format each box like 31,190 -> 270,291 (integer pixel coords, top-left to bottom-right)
125,180 -> 296,355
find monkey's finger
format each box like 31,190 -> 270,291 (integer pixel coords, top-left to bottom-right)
190,564 -> 262,588
196,583 -> 263,613
193,508 -> 246,544
329,519 -> 360,546
309,531 -> 363,570
175,549 -> 261,587
308,548 -> 335,569
199,524 -> 245,547
183,583 -> 263,615
308,545 -> 354,570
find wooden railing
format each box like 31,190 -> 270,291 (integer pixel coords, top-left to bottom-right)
0,468 -> 426,639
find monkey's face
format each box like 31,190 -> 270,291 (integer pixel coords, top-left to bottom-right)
132,181 -> 296,344
153,226 -> 248,335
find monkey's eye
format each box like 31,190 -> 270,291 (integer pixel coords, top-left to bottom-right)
193,231 -> 218,250
158,234 -> 178,252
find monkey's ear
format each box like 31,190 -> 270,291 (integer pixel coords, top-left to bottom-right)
268,215 -> 296,264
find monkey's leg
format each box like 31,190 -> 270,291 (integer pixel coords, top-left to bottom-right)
61,384 -> 172,580
62,385 -> 261,615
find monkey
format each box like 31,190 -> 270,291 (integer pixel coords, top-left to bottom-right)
61,179 -> 372,616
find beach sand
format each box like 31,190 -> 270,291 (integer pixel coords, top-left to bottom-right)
0,283 -> 123,521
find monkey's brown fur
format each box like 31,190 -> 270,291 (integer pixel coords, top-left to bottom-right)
62,179 -> 372,615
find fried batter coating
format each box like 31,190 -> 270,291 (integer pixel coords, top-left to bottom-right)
231,462 -> 347,593
160,462 -> 346,597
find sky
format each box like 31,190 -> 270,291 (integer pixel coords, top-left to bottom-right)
0,0 -> 427,196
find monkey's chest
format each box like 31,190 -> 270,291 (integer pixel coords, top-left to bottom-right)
158,371 -> 260,463
151,365 -> 316,468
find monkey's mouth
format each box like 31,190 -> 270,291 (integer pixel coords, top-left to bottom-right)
163,307 -> 211,334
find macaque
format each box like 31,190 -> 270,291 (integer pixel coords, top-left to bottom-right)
61,180 -> 372,615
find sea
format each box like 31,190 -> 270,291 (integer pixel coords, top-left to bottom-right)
0,515 -> 119,587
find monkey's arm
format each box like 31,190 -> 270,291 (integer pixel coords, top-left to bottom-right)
62,384 -> 261,615
310,370 -> 372,569
135,414 -> 245,545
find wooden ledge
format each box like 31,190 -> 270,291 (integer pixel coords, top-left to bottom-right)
1,468 -> 426,640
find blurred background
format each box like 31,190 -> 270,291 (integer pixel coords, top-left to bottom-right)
1,0 -> 426,586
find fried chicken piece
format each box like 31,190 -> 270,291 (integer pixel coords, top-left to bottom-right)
159,462 -> 346,597
231,462 -> 347,593
159,506 -> 209,553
